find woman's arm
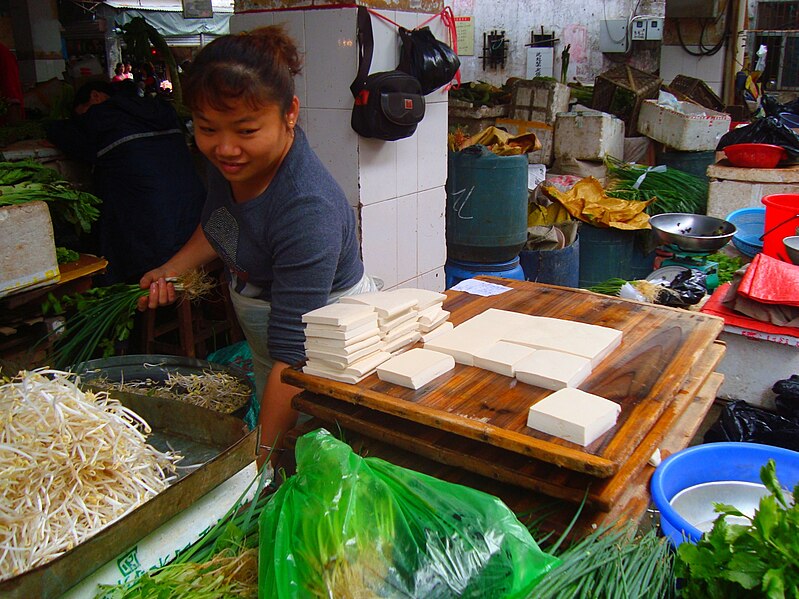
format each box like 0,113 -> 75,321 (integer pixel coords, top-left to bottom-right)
137,224 -> 219,310
258,361 -> 301,465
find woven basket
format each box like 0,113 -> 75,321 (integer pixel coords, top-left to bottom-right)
592,65 -> 661,135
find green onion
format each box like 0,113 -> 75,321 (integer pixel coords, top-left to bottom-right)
586,278 -> 628,295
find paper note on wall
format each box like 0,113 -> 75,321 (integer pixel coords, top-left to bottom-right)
526,47 -> 554,79
455,16 -> 474,56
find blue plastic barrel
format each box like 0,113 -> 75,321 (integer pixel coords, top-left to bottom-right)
578,225 -> 636,288
445,257 -> 525,289
518,238 -> 580,287
446,146 -> 529,263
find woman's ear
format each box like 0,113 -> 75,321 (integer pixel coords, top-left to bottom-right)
286,96 -> 300,129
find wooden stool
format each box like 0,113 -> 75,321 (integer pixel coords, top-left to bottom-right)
141,263 -> 243,359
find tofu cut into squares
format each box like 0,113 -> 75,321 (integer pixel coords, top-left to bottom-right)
473,341 -> 537,377
305,343 -> 383,367
340,292 -> 418,319
306,350 -> 392,378
418,311 -> 450,333
417,304 -> 447,325
419,321 -> 454,343
304,321 -> 379,341
503,319 -> 623,367
526,388 -> 621,446
423,318 -> 508,366
377,348 -> 455,390
381,318 -> 420,342
386,288 -> 447,311
302,302 -> 377,329
384,330 -> 421,354
514,349 -> 592,390
304,334 -> 382,355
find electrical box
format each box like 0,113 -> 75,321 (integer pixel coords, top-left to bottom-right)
646,18 -> 664,40
665,0 -> 721,19
631,20 -> 647,41
600,20 -> 628,53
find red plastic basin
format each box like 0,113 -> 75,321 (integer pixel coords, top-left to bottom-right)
723,143 -> 788,168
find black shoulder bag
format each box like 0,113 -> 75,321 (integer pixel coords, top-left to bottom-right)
350,6 -> 425,141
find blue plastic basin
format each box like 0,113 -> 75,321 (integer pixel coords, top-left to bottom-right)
651,442 -> 799,546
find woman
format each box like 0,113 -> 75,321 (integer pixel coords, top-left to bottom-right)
139,26 -> 373,463
111,62 -> 127,82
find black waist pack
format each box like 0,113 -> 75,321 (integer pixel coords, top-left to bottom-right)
351,7 -> 425,141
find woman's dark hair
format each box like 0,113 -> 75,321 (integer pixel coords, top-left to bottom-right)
114,62 -> 123,74
183,25 -> 302,114
72,80 -> 115,112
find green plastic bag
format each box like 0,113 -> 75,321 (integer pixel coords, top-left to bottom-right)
259,429 -> 560,598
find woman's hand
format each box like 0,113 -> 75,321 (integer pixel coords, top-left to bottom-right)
137,268 -> 179,311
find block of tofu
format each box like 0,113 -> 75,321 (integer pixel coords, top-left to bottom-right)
387,288 -> 447,311
303,363 -> 371,384
417,304 -> 447,325
305,344 -> 383,367
503,319 -> 622,367
423,317 -> 506,365
514,350 -> 592,390
526,388 -> 621,446
473,341 -> 537,377
418,311 -> 450,333
304,321 -> 379,341
384,330 -> 421,354
302,303 -> 377,329
378,308 -> 418,332
381,318 -> 420,342
305,350 -> 392,379
305,334 -> 382,355
340,292 -> 418,319
377,348 -> 455,390
419,321 -> 454,343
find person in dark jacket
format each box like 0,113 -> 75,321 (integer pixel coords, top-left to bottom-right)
45,80 -> 205,284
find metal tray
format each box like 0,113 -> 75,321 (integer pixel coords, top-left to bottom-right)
0,390 -> 258,599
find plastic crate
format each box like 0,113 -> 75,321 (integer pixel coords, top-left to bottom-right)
591,65 -> 661,136
726,206 -> 765,257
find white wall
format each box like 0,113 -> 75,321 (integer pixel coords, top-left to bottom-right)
451,0 -> 665,86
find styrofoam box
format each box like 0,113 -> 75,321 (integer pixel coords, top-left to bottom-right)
637,99 -> 731,151
0,201 -> 59,297
553,110 -> 625,162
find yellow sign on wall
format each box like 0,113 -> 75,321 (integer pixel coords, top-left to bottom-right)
454,16 -> 474,56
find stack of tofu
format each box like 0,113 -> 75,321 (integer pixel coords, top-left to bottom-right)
302,303 -> 392,384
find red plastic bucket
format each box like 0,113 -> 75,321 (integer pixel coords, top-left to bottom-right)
761,193 -> 799,261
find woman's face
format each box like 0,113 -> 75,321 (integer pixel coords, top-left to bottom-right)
193,96 -> 300,202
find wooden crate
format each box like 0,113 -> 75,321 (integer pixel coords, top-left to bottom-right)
667,74 -> 725,113
592,65 -> 661,136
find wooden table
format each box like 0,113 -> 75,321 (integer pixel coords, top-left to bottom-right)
283,278 -> 726,534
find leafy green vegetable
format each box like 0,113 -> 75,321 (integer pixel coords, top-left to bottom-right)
55,246 -> 79,264
605,157 -> 709,215
675,459 -> 799,598
707,252 -> 744,285
587,277 -> 628,295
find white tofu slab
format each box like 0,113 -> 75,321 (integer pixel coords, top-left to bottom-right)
423,317 -> 508,366
419,321 -> 454,343
339,292 -> 418,319
303,363 -> 370,384
377,348 -> 455,390
304,334 -> 382,355
387,288 -> 447,311
384,330 -> 421,354
503,319 -> 622,367
377,308 -> 418,331
382,318 -> 421,343
304,321 -> 379,341
515,350 -> 592,390
473,341 -> 537,377
306,344 -> 383,367
418,311 -> 450,333
302,303 -> 377,329
417,304 -> 447,325
526,388 -> 621,446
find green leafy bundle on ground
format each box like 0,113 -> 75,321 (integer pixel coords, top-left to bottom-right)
676,460 -> 799,598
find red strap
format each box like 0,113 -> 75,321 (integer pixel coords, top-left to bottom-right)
355,89 -> 370,106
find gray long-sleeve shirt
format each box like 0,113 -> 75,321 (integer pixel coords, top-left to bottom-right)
201,126 -> 363,365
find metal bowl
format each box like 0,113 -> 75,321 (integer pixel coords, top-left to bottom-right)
785,236 -> 799,265
649,213 -> 737,252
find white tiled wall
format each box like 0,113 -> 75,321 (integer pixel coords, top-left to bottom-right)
660,45 -> 727,97
232,7 -> 450,292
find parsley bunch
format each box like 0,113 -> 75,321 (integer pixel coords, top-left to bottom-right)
676,459 -> 799,598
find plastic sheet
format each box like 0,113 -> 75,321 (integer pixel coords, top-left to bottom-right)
716,116 -> 799,159
398,25 -> 460,95
542,177 -> 653,230
704,400 -> 799,452
656,268 -> 706,307
258,429 -> 560,598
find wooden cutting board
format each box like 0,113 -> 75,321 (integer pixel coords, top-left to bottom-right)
283,278 -> 725,478
293,342 -> 724,511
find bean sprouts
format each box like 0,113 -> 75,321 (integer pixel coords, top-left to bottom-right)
0,369 -> 180,581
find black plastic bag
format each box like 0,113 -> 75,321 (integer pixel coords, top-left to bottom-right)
773,374 -> 799,420
655,268 -> 706,307
398,26 -> 460,95
716,116 -> 799,159
704,400 -> 799,451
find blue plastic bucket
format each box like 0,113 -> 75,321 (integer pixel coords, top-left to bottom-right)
651,442 -> 799,547
518,238 -> 580,287
445,257 -> 525,289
